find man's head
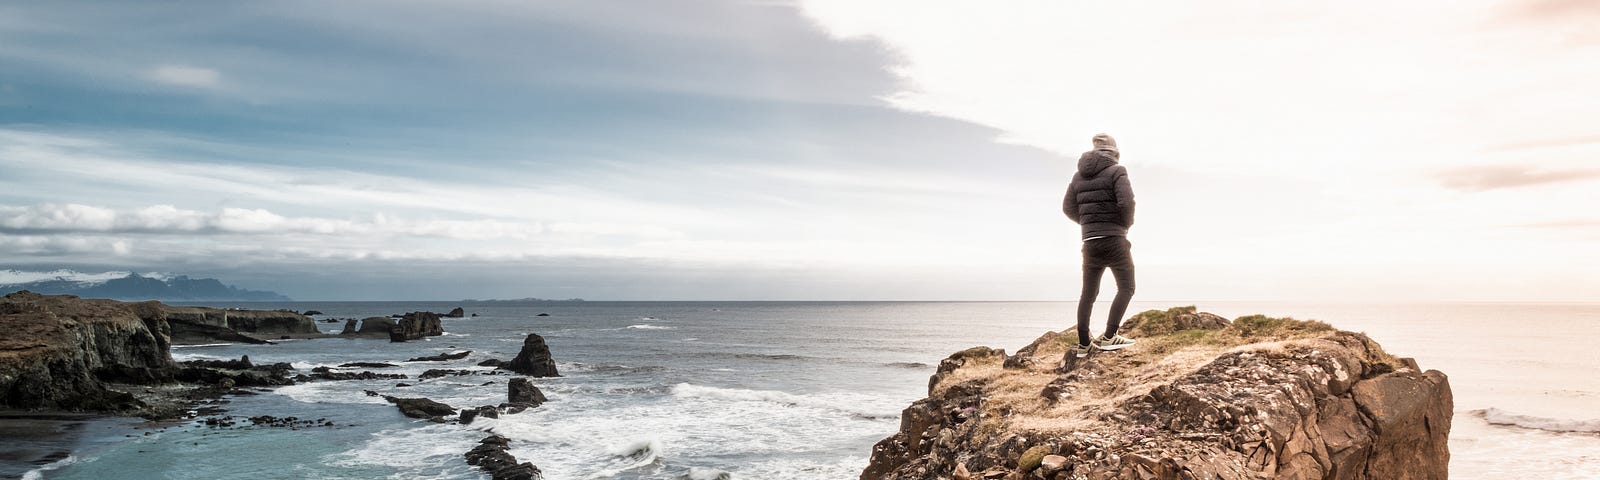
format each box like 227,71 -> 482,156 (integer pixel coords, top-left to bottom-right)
1092,133 -> 1117,153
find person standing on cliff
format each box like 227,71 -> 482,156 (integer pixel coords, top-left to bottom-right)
1064,133 -> 1137,358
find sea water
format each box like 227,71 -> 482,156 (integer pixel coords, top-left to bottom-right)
21,301 -> 1600,479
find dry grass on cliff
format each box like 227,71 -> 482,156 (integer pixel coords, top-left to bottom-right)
933,308 -> 1355,436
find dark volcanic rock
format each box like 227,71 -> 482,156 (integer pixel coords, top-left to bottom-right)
302,310 -> 324,316
498,334 -> 559,377
384,312 -> 446,342
383,395 -> 456,421
464,434 -> 542,480
182,355 -> 253,370
407,350 -> 471,362
535,313 -> 550,317
478,359 -> 506,367
507,378 -> 547,407
446,307 -> 466,318
420,369 -> 479,380
458,405 -> 501,425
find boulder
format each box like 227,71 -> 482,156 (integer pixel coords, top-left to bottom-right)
499,334 -> 559,377
382,395 -> 456,421
508,378 -> 547,407
446,307 -> 466,318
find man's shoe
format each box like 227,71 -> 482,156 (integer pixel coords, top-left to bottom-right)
1072,343 -> 1092,358
1093,333 -> 1136,351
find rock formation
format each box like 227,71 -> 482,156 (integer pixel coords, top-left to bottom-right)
382,395 -> 456,422
446,307 -> 466,318
465,434 -> 543,480
507,378 -> 547,407
0,291 -> 174,411
498,334 -> 559,377
406,350 -> 471,362
862,306 -> 1452,480
161,306 -> 318,343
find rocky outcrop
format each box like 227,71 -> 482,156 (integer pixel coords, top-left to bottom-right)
465,434 -> 543,480
446,307 -> 466,318
161,306 -> 317,343
863,306 -> 1452,480
0,292 -> 175,411
508,378 -> 547,407
382,395 -> 456,422
498,334 -> 559,377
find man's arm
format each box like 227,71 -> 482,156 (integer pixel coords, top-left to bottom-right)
1063,182 -> 1081,224
1115,169 -> 1135,227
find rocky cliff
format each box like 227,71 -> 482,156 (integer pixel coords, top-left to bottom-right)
862,307 -> 1452,480
161,306 -> 318,343
0,291 -> 175,410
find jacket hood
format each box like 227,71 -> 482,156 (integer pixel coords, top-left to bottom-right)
1077,149 -> 1119,177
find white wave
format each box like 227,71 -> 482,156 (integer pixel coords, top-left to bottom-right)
685,467 -> 733,480
1479,408 -> 1600,434
21,454 -> 78,480
584,437 -> 663,478
670,383 -> 897,419
627,324 -> 674,330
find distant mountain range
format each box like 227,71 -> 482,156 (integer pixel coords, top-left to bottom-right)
0,269 -> 290,302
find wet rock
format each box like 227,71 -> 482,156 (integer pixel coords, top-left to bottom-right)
406,350 -> 471,362
445,307 -> 466,318
383,395 -> 456,420
498,334 -> 559,377
508,378 -> 547,407
464,434 -> 542,480
338,362 -> 398,369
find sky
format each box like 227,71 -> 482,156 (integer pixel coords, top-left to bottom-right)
1,1 -> 1595,301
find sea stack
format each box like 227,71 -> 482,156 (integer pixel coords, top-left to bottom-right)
500,333 -> 559,377
862,306 -> 1453,480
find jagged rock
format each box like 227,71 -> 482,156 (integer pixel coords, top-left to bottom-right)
446,307 -> 466,318
508,378 -> 547,407
407,350 -> 471,362
464,435 -> 542,480
378,312 -> 446,342
862,309 -> 1452,480
298,370 -> 408,382
458,405 -> 501,425
498,334 -> 559,377
383,395 -> 456,421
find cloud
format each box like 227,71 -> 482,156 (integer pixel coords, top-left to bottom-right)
0,234 -> 131,257
1434,165 -> 1600,191
145,64 -> 221,88
1514,219 -> 1600,229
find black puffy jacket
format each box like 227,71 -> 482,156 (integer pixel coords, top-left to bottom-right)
1063,148 -> 1135,239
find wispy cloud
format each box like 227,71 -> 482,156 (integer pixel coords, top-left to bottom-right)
1434,165 -> 1600,192
145,64 -> 221,89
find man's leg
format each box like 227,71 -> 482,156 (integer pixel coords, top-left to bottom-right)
1077,241 -> 1109,346
1103,237 -> 1136,338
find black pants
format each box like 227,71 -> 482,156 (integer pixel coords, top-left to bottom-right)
1077,236 -> 1135,346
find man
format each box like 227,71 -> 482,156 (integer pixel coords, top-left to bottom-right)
1063,133 -> 1136,358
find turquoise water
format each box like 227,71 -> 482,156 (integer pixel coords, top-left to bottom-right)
20,301 -> 1600,479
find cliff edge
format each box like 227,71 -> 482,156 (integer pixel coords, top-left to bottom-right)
0,291 -> 176,410
862,307 -> 1452,480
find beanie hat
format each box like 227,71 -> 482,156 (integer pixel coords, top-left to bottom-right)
1092,133 -> 1117,153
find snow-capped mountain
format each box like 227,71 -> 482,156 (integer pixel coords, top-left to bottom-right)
0,269 -> 290,301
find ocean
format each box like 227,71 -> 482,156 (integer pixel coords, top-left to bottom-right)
17,301 -> 1600,479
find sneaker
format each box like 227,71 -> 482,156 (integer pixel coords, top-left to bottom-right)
1071,343 -> 1092,358
1093,333 -> 1136,351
